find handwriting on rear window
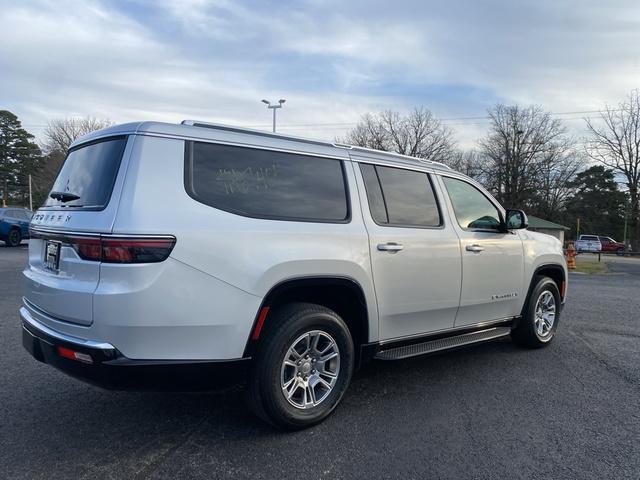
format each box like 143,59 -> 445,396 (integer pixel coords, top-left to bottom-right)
216,165 -> 279,195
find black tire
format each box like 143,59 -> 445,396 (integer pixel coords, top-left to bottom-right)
511,276 -> 561,349
6,228 -> 21,247
616,247 -> 625,256
246,302 -> 354,430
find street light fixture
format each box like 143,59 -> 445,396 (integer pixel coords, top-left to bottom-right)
261,99 -> 286,133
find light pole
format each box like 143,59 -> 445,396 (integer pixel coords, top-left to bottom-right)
261,99 -> 285,133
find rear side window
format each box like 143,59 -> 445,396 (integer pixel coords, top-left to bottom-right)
44,136 -> 128,209
359,163 -> 441,227
185,142 -> 349,222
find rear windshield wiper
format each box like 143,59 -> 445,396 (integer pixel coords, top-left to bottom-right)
49,191 -> 81,203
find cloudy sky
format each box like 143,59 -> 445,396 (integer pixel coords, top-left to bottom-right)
1,0 -> 639,147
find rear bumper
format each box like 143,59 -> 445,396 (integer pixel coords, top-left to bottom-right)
21,307 -> 250,391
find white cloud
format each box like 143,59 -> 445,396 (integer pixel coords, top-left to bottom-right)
1,0 -> 639,149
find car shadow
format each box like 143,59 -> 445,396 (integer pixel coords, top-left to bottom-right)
20,337 -> 522,440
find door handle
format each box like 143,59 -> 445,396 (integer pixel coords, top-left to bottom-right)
465,244 -> 485,253
377,242 -> 404,253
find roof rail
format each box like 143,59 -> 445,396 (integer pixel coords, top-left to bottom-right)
180,120 -> 334,148
180,120 -> 451,170
343,145 -> 452,170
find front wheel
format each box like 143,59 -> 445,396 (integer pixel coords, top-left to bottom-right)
246,303 -> 354,429
511,276 -> 561,348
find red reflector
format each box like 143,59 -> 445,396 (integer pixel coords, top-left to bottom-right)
57,346 -> 76,360
251,306 -> 270,340
57,346 -> 93,364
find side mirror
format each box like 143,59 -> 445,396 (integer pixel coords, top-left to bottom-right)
505,209 -> 528,230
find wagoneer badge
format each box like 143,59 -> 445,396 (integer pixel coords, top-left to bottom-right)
491,292 -> 518,300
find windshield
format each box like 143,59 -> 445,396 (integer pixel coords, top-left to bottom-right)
44,136 -> 128,208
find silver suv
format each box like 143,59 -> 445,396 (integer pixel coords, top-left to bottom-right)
21,120 -> 568,429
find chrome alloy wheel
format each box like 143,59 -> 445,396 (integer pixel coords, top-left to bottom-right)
534,291 -> 556,338
280,330 -> 340,409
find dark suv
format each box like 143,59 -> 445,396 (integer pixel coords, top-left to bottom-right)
0,207 -> 32,246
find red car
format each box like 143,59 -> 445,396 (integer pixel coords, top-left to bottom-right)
598,236 -> 626,255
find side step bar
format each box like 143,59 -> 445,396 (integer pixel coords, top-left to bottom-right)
374,327 -> 511,361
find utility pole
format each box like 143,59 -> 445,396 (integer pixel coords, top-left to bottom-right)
576,217 -> 580,240
29,174 -> 33,211
261,99 -> 286,132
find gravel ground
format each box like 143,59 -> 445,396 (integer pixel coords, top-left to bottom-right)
1,245 -> 639,480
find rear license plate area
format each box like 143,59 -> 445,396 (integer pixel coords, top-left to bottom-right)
44,240 -> 61,272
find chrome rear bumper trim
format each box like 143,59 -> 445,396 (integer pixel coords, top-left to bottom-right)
20,303 -> 115,351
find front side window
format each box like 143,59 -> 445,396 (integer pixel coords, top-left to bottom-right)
185,142 -> 349,222
359,163 -> 441,227
44,136 -> 128,209
442,177 -> 502,231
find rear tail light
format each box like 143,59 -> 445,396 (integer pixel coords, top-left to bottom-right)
69,236 -> 176,263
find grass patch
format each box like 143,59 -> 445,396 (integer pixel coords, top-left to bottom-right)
573,259 -> 608,274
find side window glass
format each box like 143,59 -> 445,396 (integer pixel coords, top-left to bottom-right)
186,142 -> 349,222
359,164 -> 388,224
442,177 -> 502,231
359,163 -> 441,227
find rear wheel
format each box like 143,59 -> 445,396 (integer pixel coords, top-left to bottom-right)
511,276 -> 561,348
616,247 -> 625,256
6,228 -> 21,247
246,303 -> 354,429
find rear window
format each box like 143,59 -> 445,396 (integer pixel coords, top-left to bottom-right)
185,141 -> 349,222
581,236 -> 599,241
44,136 -> 128,209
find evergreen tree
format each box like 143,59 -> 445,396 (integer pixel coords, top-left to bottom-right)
563,166 -> 628,240
0,110 -> 43,206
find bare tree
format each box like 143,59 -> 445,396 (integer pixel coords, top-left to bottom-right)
444,149 -> 484,179
44,117 -> 112,154
585,89 -> 640,249
31,117 -> 112,206
340,107 -> 455,163
533,151 -> 583,219
479,104 -> 574,211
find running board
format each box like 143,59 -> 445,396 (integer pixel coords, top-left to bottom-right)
374,327 -> 511,361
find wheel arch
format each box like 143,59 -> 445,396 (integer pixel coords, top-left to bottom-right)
243,276 -> 370,359
521,263 -> 566,316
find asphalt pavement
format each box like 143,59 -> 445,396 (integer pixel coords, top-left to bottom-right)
1,245 -> 639,479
